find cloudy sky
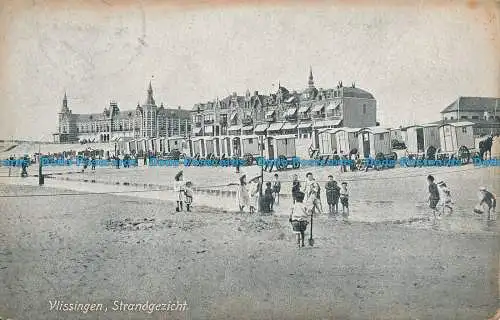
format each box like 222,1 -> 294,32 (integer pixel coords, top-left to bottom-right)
0,0 -> 498,140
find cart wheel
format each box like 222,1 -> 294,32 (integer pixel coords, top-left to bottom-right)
375,152 -> 385,161
426,146 -> 437,160
458,146 -> 470,165
308,238 -> 314,246
390,152 -> 398,161
292,159 -> 300,169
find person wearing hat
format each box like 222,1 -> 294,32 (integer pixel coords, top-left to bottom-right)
248,176 -> 261,214
478,187 -> 497,220
339,182 -> 349,220
174,171 -> 186,212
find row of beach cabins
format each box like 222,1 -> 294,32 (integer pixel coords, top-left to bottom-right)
115,121 -> 485,168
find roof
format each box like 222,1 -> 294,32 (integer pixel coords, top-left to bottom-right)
439,121 -> 475,128
298,106 -> 310,113
254,123 -> 269,133
331,127 -> 361,134
441,97 -> 500,114
268,122 -> 285,131
312,103 -> 325,112
340,87 -> 375,99
298,122 -> 312,129
242,125 -> 254,131
228,125 -> 242,131
282,122 -> 298,130
359,126 -> 389,134
271,134 -> 297,140
313,119 -> 341,128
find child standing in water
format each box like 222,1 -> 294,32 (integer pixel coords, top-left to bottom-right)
174,171 -> 186,212
184,181 -> 193,212
289,191 -> 309,248
437,181 -> 453,215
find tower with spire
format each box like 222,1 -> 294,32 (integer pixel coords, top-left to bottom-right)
308,66 -> 315,89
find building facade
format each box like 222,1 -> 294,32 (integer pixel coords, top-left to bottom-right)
53,83 -> 191,143
440,97 -> 500,136
190,68 -> 377,142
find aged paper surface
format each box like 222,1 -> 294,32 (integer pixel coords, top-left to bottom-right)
0,1 -> 499,319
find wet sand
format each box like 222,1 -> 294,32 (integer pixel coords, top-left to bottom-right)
0,182 -> 498,320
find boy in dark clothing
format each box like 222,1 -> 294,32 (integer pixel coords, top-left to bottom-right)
264,182 -> 274,212
427,175 -> 440,219
292,174 -> 301,204
325,175 -> 340,215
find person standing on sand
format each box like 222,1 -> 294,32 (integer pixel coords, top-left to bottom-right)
304,172 -> 322,215
288,191 -> 309,248
174,171 -> 186,212
272,173 -> 281,206
427,175 -> 440,219
184,181 -> 194,212
237,175 -> 250,212
325,176 -> 340,216
249,177 -> 260,214
292,174 -> 301,204
339,182 -> 349,220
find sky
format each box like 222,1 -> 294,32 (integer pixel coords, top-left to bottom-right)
0,0 -> 498,141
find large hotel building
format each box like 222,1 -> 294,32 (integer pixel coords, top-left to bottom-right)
190,68 -> 377,142
53,82 -> 191,144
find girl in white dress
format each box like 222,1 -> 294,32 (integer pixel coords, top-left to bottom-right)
237,175 -> 250,212
174,171 -> 186,212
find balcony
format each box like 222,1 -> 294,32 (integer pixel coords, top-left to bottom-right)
311,113 -> 325,120
326,112 -> 342,120
285,114 -> 297,121
194,121 -> 202,127
298,113 -> 311,121
204,119 -> 214,125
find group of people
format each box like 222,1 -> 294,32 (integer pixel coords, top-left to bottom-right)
427,175 -> 496,220
236,173 -> 282,214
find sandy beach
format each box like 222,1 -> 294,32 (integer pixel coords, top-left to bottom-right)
0,177 -> 499,319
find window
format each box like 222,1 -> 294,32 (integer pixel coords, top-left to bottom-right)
379,134 -> 384,140
450,117 -> 454,120
363,104 -> 367,114
472,116 -> 479,120
248,138 -> 253,144
462,127 -> 467,133
460,116 -> 468,119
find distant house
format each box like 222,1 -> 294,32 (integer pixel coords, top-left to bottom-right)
440,97 -> 500,136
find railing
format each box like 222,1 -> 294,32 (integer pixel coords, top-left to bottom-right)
242,118 -> 253,126
326,113 -> 342,119
311,113 -> 325,119
299,113 -> 311,120
194,121 -> 202,127
203,119 -> 214,125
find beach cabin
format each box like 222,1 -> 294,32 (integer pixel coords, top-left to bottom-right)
166,137 -> 184,153
204,136 -> 220,157
404,123 -> 440,158
220,136 -> 232,157
358,127 -> 392,159
317,128 -> 336,156
240,135 -> 260,156
128,140 -> 137,155
191,137 -> 205,157
266,135 -> 297,159
438,122 -> 475,162
332,127 -> 361,155
231,136 -> 242,157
